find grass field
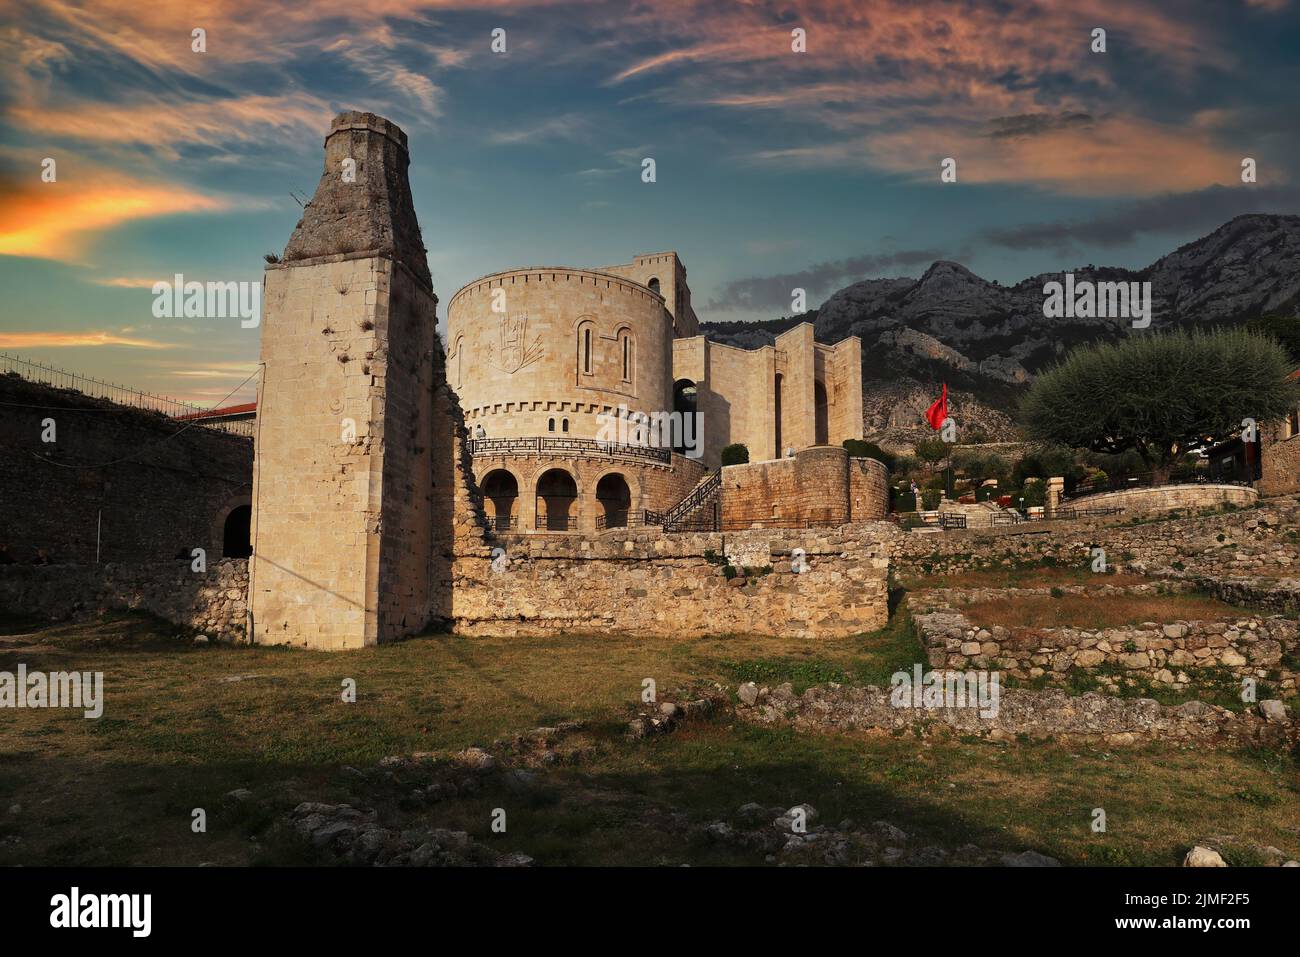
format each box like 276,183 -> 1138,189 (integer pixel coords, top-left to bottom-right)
0,607 -> 1296,867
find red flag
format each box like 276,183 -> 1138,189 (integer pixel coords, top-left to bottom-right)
925,383 -> 948,430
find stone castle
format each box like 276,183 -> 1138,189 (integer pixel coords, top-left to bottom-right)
247,112 -> 891,649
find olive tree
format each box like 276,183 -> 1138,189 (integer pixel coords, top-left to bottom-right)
1021,328 -> 1297,484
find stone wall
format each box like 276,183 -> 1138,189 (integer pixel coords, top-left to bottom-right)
1064,483 -> 1257,517
895,496 -> 1300,579
720,447 -> 888,529
0,373 -> 252,565
0,559 -> 249,641
1258,417 -> 1300,495
450,523 -> 897,638
913,607 -> 1299,697
737,681 -> 1296,749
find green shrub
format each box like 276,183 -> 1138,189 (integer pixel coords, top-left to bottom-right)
921,488 -> 940,510
720,443 -> 749,466
843,439 -> 895,470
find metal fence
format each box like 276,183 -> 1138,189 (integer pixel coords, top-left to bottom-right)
467,436 -> 671,464
1,353 -> 255,437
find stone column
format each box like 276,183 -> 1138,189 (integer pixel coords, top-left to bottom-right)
250,112 -> 439,650
1046,476 -> 1065,517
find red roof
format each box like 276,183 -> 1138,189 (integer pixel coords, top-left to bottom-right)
174,402 -> 257,421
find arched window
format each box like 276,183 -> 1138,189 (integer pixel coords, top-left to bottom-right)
562,418 -> 569,433
455,335 -> 464,388
647,277 -> 660,295
582,326 -> 593,374
548,417 -> 556,432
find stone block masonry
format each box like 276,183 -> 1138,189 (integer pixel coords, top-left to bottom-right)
250,112 -> 441,650
720,447 -> 888,529
0,559 -> 248,641
451,523 -> 898,638
0,374 -> 252,564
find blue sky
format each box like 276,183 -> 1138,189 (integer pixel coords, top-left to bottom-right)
1,0 -> 1298,404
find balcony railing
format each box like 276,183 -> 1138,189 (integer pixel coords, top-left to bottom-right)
467,436 -> 671,465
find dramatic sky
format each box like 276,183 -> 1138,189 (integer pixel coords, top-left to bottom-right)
1,0 -> 1298,405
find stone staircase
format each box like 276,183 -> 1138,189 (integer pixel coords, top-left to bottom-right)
662,472 -> 721,532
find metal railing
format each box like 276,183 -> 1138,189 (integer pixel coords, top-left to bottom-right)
595,509 -> 663,530
1,353 -> 255,437
467,436 -> 671,465
663,472 -> 721,531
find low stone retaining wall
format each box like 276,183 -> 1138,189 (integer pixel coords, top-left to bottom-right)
1066,483 -> 1257,517
896,496 -> 1300,580
736,681 -> 1296,748
1201,577 -> 1300,615
451,523 -> 897,638
908,580 -> 1195,608
0,559 -> 248,641
913,607 -> 1299,697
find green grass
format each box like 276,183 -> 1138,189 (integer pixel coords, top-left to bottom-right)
0,609 -> 1295,867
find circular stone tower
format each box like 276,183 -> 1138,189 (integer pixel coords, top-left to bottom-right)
445,267 -> 673,440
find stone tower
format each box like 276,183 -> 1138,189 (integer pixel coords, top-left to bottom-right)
250,111 -> 439,649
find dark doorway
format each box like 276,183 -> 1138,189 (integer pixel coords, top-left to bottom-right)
223,504 -> 252,558
672,378 -> 697,455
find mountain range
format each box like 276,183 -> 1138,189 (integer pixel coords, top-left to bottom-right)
700,213 -> 1300,450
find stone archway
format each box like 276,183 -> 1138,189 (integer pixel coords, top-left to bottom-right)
535,468 -> 578,531
595,472 -> 632,528
222,504 -> 252,558
481,468 -> 519,531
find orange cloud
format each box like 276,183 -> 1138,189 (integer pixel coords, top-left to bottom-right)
0,331 -> 175,349
0,170 -> 228,261
861,115 -> 1248,196
6,93 -> 334,157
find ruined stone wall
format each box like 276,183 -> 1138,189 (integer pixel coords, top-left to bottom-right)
0,373 -> 252,565
894,497 -> 1300,578
0,558 -> 248,641
914,607 -> 1299,697
450,523 -> 897,639
719,447 -> 887,528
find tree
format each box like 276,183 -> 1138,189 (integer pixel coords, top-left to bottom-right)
1248,313 -> 1300,365
914,438 -> 948,468
720,443 -> 749,466
1021,328 -> 1298,485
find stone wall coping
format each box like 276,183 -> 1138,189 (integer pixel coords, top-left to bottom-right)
448,266 -> 666,309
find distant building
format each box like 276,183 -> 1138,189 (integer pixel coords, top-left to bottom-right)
444,251 -> 866,532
